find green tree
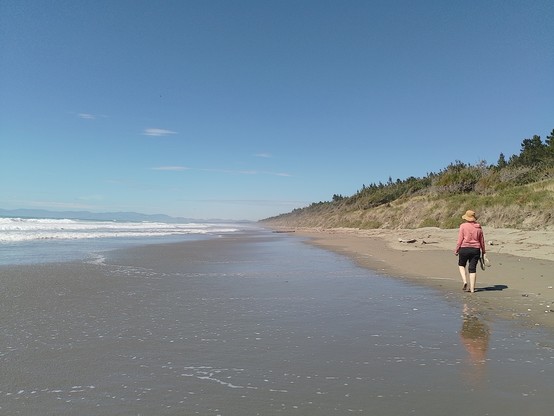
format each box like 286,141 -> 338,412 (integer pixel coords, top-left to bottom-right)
546,129 -> 554,153
517,135 -> 545,166
497,152 -> 507,169
543,129 -> 554,166
546,129 -> 554,146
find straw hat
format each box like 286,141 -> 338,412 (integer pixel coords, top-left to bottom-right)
462,210 -> 477,222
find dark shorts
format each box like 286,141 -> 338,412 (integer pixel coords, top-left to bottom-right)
458,247 -> 481,273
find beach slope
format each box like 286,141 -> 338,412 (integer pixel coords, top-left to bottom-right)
289,227 -> 554,331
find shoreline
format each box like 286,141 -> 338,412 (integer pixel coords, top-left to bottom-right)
280,226 -> 554,333
2,232 -> 553,414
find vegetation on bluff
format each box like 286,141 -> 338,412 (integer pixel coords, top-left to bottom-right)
262,129 -> 554,230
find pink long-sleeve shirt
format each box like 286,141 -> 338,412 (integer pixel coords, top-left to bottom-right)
455,222 -> 486,254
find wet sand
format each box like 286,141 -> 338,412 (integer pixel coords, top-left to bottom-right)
1,231 -> 553,415
290,227 -> 554,331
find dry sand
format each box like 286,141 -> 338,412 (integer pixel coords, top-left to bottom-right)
283,227 -> 554,332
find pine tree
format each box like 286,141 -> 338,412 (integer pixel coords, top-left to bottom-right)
497,152 -> 507,169
517,135 -> 545,166
546,129 -> 554,150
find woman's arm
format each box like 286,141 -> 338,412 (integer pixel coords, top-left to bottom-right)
455,225 -> 464,254
479,229 -> 486,254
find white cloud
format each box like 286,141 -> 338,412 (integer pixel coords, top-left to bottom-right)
78,113 -> 96,120
255,152 -> 272,158
180,198 -> 306,207
29,200 -> 93,210
151,166 -> 190,171
241,170 -> 291,177
143,128 -> 177,137
199,168 -> 290,177
77,194 -> 104,201
148,165 -> 290,176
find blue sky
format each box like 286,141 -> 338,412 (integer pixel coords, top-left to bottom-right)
1,0 -> 553,220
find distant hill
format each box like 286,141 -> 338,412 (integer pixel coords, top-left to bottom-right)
0,208 -> 210,223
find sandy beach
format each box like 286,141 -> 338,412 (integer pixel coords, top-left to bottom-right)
288,226 -> 554,331
1,230 -> 553,415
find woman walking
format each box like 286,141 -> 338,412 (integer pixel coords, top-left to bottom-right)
455,210 -> 486,293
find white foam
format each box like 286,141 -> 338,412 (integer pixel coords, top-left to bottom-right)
85,254 -> 107,265
0,217 -> 240,243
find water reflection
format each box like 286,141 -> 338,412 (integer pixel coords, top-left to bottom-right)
460,304 -> 490,385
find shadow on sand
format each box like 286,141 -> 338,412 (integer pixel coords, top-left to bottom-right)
476,284 -> 508,292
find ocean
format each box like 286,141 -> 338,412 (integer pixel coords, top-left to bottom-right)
0,216 -> 246,265
0,219 -> 553,415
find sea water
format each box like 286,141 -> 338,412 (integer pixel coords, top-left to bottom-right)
0,216 -> 246,265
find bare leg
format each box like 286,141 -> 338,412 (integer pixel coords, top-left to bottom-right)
469,272 -> 476,293
459,266 -> 468,290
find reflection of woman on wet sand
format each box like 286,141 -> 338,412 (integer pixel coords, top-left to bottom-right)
460,305 -> 490,384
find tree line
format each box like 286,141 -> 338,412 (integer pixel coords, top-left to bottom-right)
304,129 -> 554,212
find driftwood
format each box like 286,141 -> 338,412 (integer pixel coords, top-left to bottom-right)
398,238 -> 417,243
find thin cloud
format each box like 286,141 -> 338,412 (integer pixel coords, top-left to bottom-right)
75,112 -> 108,120
143,128 -> 177,137
255,152 -> 272,158
147,165 -> 290,176
151,166 -> 190,171
28,200 -> 93,210
77,194 -> 104,201
78,113 -> 96,120
199,168 -> 291,177
179,199 -> 305,207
